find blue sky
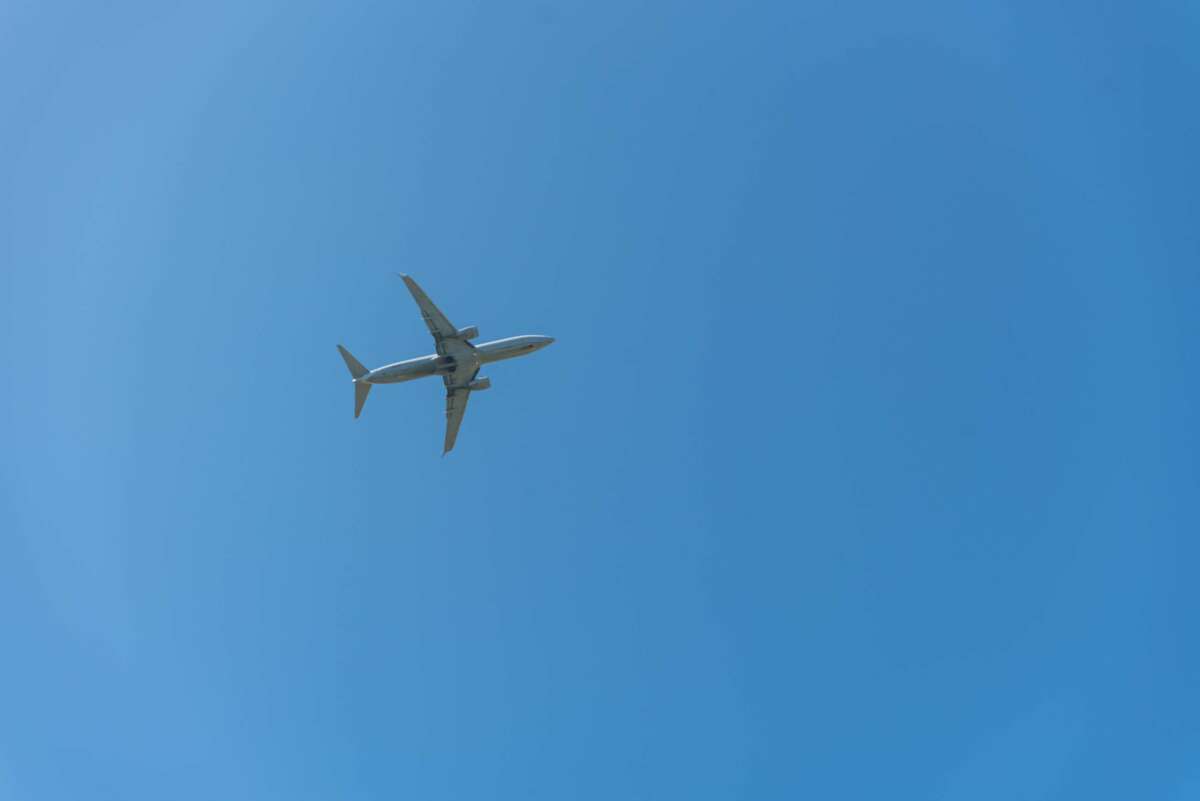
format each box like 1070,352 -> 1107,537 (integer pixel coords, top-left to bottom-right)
2,1 -> 1198,798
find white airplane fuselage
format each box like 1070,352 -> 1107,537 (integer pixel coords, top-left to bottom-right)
358,335 -> 555,385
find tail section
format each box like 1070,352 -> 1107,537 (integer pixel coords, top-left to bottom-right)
354,382 -> 371,419
338,345 -> 371,419
337,345 -> 368,379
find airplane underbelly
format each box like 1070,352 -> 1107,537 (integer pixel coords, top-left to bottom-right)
478,346 -> 521,364
378,358 -> 438,383
437,342 -> 481,384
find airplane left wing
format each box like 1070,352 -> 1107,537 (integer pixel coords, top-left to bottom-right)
441,359 -> 479,455
443,386 -> 471,455
399,274 -> 459,344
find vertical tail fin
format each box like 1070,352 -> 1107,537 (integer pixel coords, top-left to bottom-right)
337,345 -> 371,419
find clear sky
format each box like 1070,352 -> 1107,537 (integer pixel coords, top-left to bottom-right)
2,1 -> 1198,798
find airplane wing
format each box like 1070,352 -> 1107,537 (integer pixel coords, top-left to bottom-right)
399,274 -> 459,344
441,360 -> 479,455
443,386 -> 471,455
399,275 -> 480,453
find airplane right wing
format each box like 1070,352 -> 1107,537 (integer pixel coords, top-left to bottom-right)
399,274 -> 459,344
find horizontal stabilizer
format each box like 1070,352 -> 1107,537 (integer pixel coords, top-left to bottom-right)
337,345 -> 369,379
354,382 -> 371,419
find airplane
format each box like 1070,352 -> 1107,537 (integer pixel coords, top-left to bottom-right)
336,274 -> 555,454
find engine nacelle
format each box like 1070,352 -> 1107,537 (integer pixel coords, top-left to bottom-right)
467,377 -> 491,391
456,325 -> 479,340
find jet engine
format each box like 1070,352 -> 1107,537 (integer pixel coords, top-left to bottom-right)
456,326 -> 479,340
467,377 -> 492,391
